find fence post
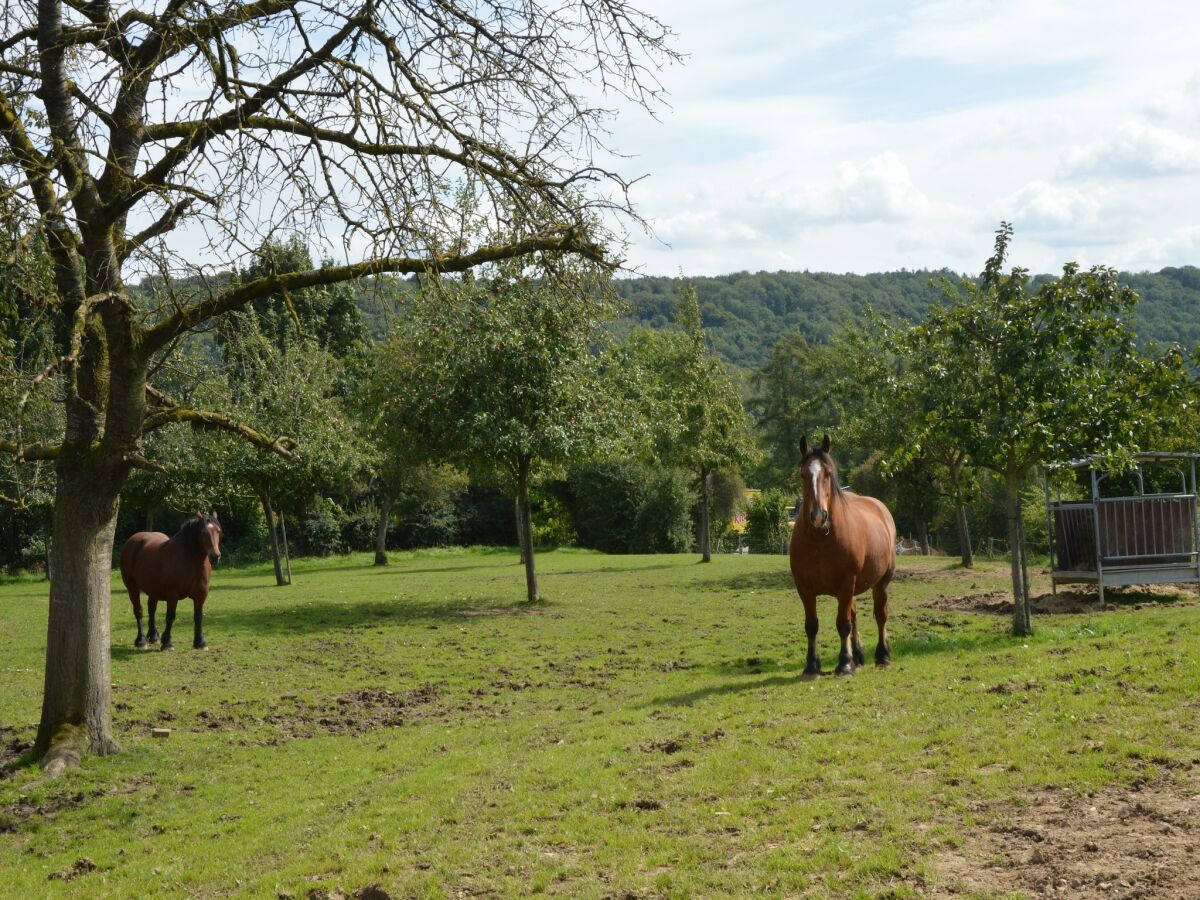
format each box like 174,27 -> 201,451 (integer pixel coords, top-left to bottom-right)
987,537 -> 994,560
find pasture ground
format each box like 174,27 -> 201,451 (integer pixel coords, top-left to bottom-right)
1,549 -> 1198,898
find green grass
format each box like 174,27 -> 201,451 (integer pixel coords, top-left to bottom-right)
2,549 -> 1198,898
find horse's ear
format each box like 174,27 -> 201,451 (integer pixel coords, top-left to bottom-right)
821,434 -> 831,453
800,436 -> 809,458
196,511 -> 203,520
211,509 -> 219,520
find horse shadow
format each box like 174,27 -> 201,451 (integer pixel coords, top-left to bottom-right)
644,628 -> 1014,708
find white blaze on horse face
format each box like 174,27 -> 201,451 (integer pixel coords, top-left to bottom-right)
806,459 -> 825,519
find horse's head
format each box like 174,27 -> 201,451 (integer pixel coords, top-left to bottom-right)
799,435 -> 839,533
196,511 -> 222,564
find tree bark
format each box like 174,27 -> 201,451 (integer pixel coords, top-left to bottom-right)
517,458 -> 538,603
260,489 -> 286,586
917,520 -> 931,556
699,469 -> 712,562
956,504 -> 973,568
1006,471 -> 1032,636
280,512 -> 292,584
374,496 -> 393,566
34,456 -> 122,770
515,497 -> 526,565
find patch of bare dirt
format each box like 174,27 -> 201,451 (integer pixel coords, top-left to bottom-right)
48,857 -> 96,882
893,563 -> 979,583
931,777 -> 1200,898
181,683 -> 443,743
0,726 -> 33,779
924,585 -> 1200,616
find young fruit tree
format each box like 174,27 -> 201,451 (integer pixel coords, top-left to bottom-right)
377,259 -> 629,602
0,0 -> 675,770
895,224 -> 1183,636
622,285 -> 758,562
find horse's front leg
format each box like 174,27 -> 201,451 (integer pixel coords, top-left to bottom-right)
160,599 -> 179,651
193,597 -> 208,650
147,597 -> 160,644
835,586 -> 856,676
800,591 -> 821,679
850,598 -> 865,668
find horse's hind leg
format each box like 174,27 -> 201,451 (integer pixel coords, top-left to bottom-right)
850,599 -> 865,668
193,598 -> 208,650
800,591 -> 821,679
147,597 -> 160,644
130,587 -> 146,648
873,583 -> 892,667
160,599 -> 179,651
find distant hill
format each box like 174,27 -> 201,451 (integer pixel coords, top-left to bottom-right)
612,266 -> 1200,371
137,265 -> 1200,373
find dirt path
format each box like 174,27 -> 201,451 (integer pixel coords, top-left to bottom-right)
930,776 -> 1200,898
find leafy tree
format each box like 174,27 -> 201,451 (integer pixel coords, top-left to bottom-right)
0,0 -> 672,768
750,330 -> 849,486
896,224 -> 1183,635
218,314 -> 370,585
624,285 -> 759,562
841,319 -> 977,564
238,237 -> 369,363
384,260 -> 629,601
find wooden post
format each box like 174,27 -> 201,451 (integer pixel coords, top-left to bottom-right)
987,537 -> 994,560
280,512 -> 293,585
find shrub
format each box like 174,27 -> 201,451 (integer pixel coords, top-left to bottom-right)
340,504 -> 380,553
746,488 -> 790,554
298,498 -> 344,556
566,459 -> 695,554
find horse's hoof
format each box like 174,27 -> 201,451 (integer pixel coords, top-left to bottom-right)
835,664 -> 855,677
875,657 -> 891,669
160,643 -> 174,652
134,638 -> 146,648
802,669 -> 821,681
194,642 -> 209,651
147,635 -> 159,645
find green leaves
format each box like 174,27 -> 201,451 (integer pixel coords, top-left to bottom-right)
375,258 -> 629,490
621,284 -> 759,482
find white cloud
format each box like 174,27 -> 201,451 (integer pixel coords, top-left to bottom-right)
998,181 -> 1107,234
1116,225 -> 1200,270
1062,122 -> 1200,178
649,152 -> 932,256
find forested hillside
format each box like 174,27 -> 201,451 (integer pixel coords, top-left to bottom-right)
611,266 -> 1200,370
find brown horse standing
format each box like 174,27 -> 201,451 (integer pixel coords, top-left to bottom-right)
789,436 -> 896,677
120,512 -> 222,650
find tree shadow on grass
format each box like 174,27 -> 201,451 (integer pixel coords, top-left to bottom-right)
694,568 -> 795,594
210,560 -> 524,590
198,594 -> 554,638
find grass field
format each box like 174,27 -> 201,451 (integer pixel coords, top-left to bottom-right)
2,549 -> 1199,898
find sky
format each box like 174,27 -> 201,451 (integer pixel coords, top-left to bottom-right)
605,0 -> 1200,276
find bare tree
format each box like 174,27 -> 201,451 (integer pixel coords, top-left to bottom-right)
0,0 -> 675,772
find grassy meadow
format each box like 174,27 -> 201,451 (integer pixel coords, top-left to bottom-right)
1,548 -> 1199,898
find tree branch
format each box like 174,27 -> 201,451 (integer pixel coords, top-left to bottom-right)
0,438 -> 63,460
139,226 -> 606,356
141,407 -> 296,459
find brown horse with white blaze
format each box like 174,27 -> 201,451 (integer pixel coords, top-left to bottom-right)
120,512 -> 222,650
789,436 -> 896,677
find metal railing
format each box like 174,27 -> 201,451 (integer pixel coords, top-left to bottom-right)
1051,494 -> 1198,572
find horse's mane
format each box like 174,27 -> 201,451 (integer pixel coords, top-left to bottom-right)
172,516 -> 217,555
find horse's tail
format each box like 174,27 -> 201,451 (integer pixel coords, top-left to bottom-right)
118,536 -> 143,593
